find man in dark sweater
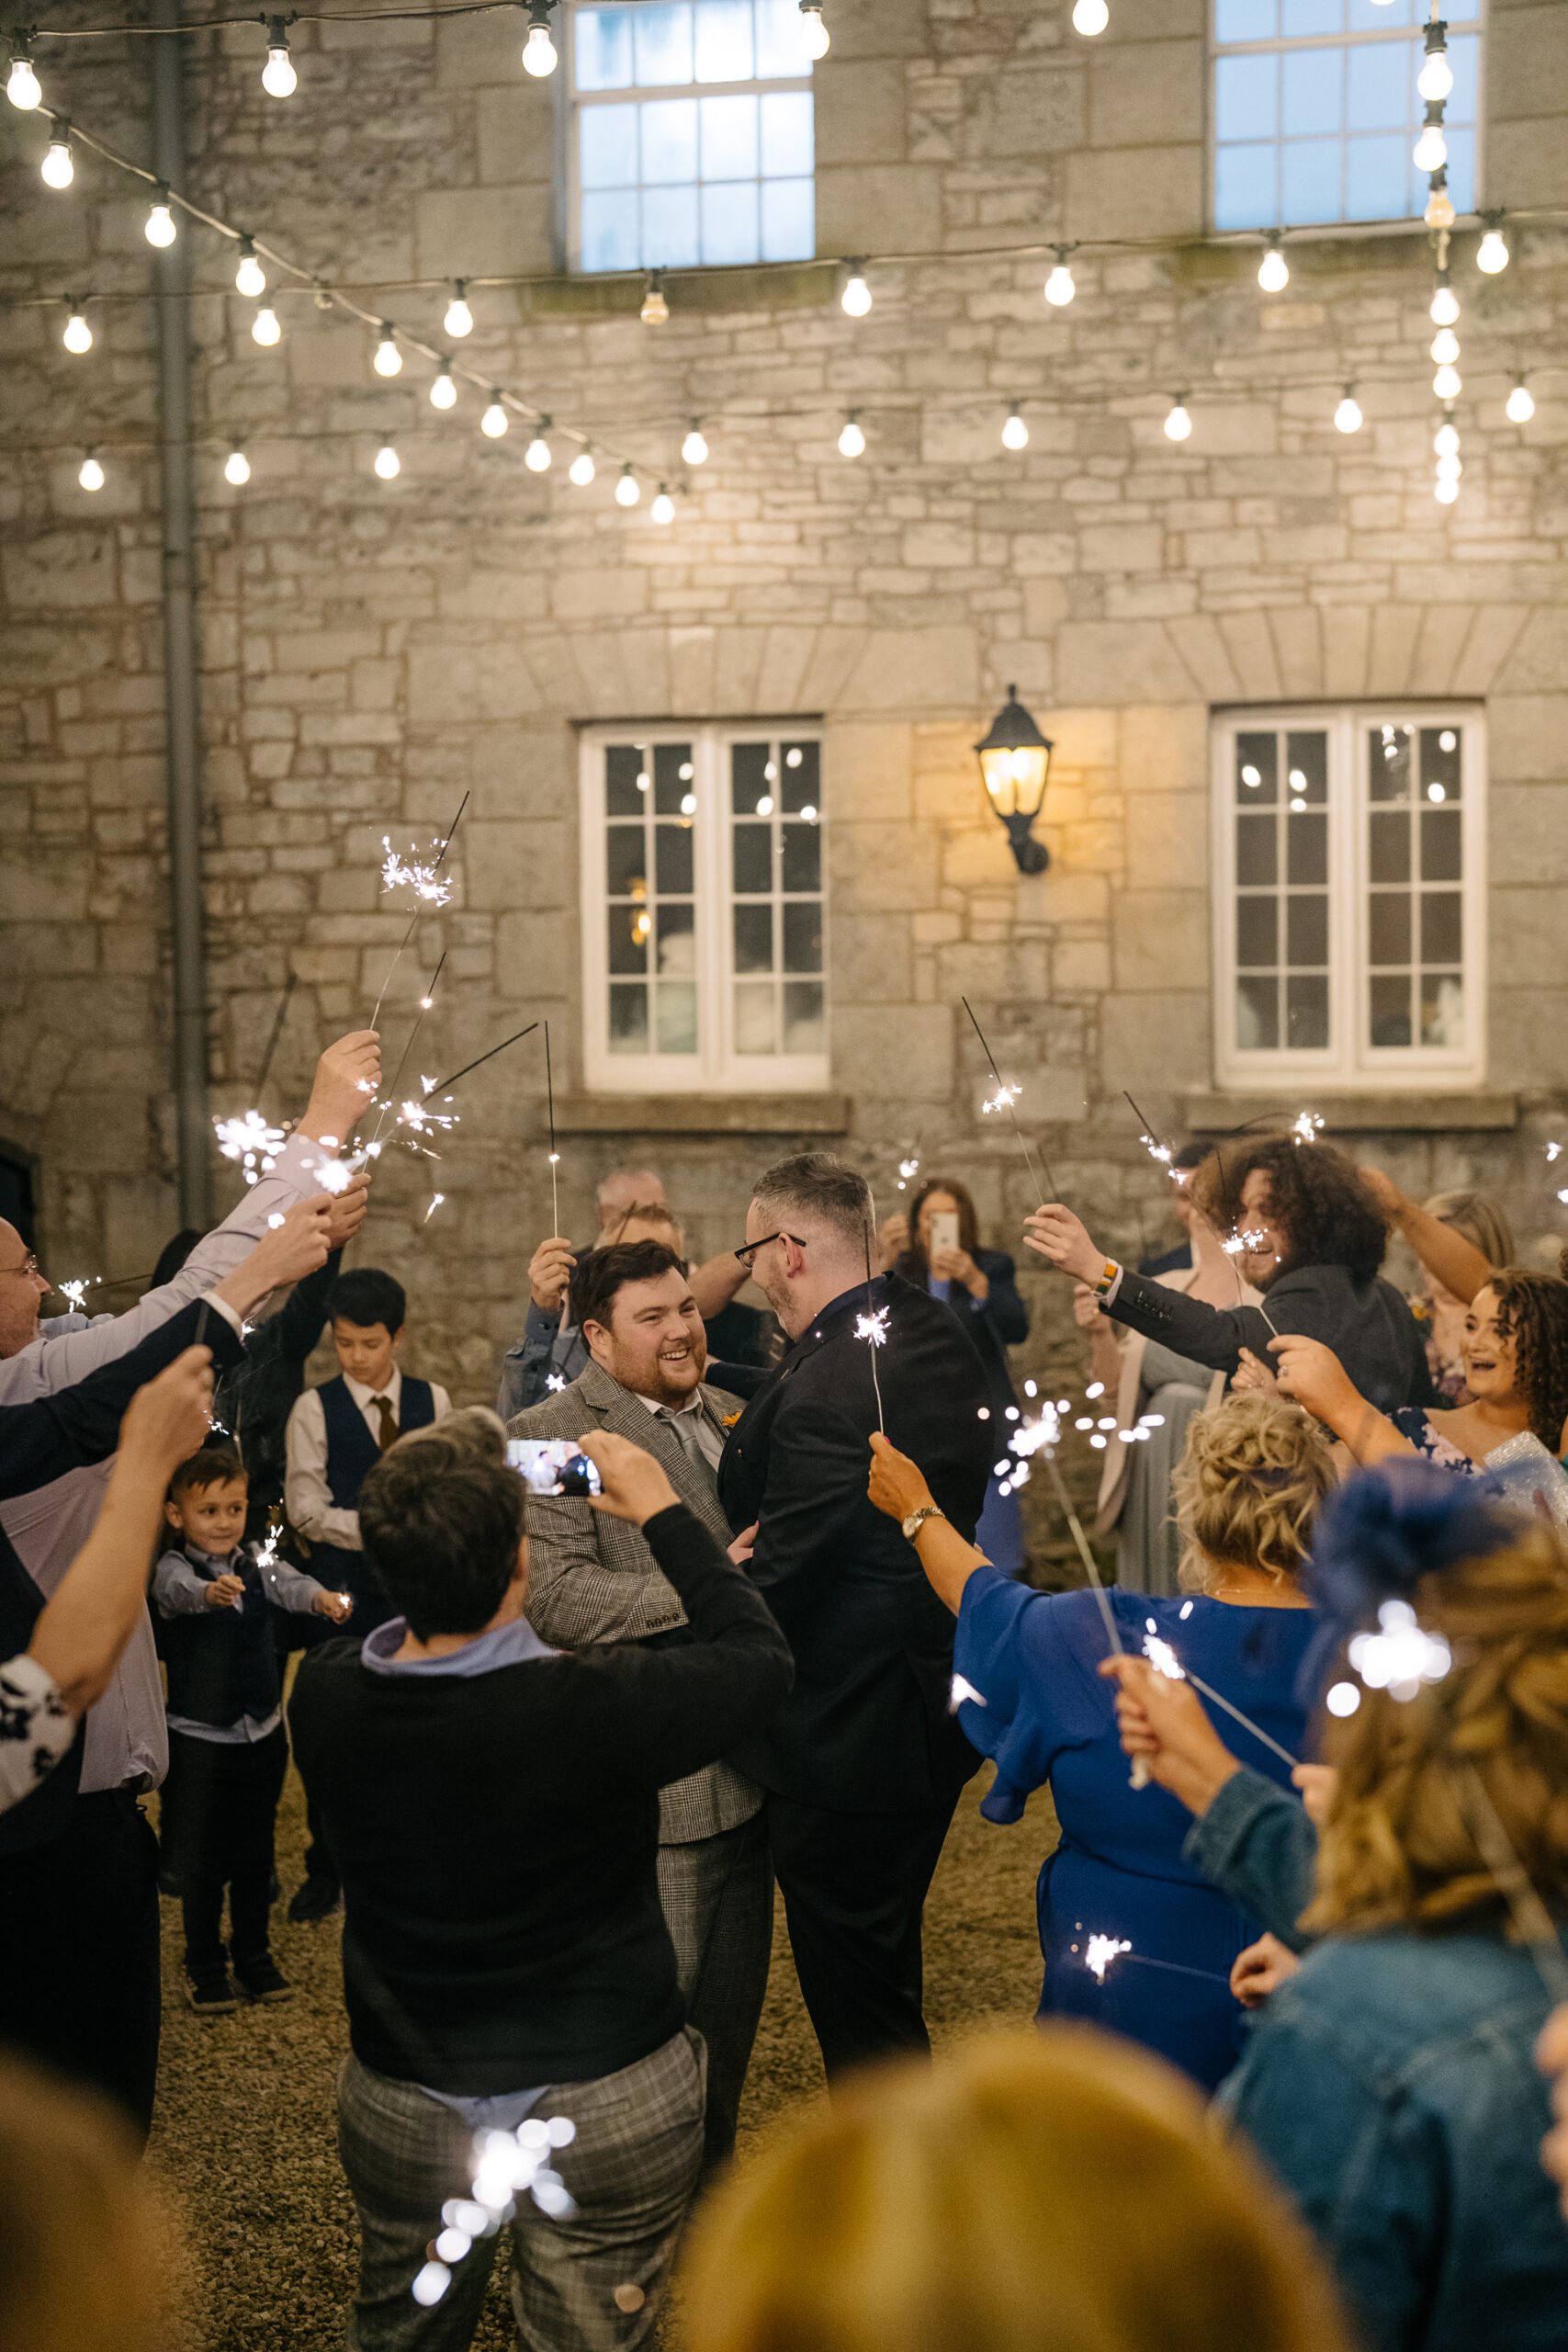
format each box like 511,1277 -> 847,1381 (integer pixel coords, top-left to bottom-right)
288,1408 -> 792,2352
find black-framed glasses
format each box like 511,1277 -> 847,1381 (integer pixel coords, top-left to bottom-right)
0,1251 -> 39,1281
732,1229 -> 804,1269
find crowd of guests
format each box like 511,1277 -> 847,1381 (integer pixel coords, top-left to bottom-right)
3,1075 -> 1568,2352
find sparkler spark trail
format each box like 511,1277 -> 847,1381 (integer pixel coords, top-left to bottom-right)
1084,1934 -> 1132,1983
58,1278 -> 94,1314
962,997 -> 1057,1200
1291,1109 -> 1325,1145
213,1108 -> 288,1185
381,836 -> 455,907
368,789 -> 469,1032
859,1227 -> 887,1433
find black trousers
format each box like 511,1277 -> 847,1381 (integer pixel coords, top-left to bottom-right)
164,1724 -> 289,1973
766,1788 -> 962,2082
282,1571 -> 395,1893
0,1789 -> 162,2142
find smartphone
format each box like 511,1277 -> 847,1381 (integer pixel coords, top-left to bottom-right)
929,1210 -> 960,1258
505,1438 -> 603,1498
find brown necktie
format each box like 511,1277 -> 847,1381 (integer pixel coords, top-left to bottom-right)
371,1394 -> 399,1452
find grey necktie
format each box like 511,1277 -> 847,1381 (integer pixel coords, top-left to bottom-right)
659,1407 -> 714,1484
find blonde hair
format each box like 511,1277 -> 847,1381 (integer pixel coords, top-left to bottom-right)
1424,1189 -> 1515,1272
1172,1391 -> 1337,1592
681,2027 -> 1350,2352
1303,1524 -> 1568,1938
0,2056 -> 170,2352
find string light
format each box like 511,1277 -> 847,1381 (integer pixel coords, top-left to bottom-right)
1413,110 -> 1447,174
224,446 -> 251,484
62,303 -> 93,354
569,447 -> 595,485
1163,393 -> 1192,442
1333,384 -> 1361,433
78,450 -> 104,491
521,0 -> 557,76
1425,172 -> 1455,231
1072,0 -> 1110,31
525,418 -> 552,469
40,129 -> 73,187
1430,326 -> 1460,366
480,392 -> 508,436
1434,405 -> 1460,504
252,302 -> 281,345
798,2 -> 830,60
1477,219 -> 1510,274
1506,375 -> 1535,424
1043,246 -> 1076,306
444,281 -> 473,336
373,322 -> 402,375
640,269 -> 669,324
615,462 -> 640,506
1258,232 -> 1289,293
838,411 -> 865,458
261,17 -> 296,96
145,186 -> 176,246
1417,19 -> 1453,101
429,357 -> 457,408
1433,360 -> 1461,400
650,481 -> 675,524
1434,413 -> 1460,458
374,439 -> 400,479
234,236 -> 266,297
840,262 -> 872,317
1429,269 -> 1460,326
1001,403 -> 1029,450
6,36 -> 40,108
682,420 -> 708,464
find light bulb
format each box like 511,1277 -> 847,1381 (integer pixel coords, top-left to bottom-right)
374,441 -> 400,480
1413,122 -> 1447,174
1434,475 -> 1460,504
234,240 -> 266,298
7,50 -> 40,108
145,192 -> 177,248
838,414 -> 865,457
78,454 -> 104,491
373,324 -> 402,376
1477,227 -> 1509,276
640,272 -> 669,325
651,484 -> 675,525
62,306 -> 92,355
1430,327 -> 1460,365
1334,389 -> 1361,434
525,424 -> 551,470
1435,451 -> 1462,481
445,283 -> 473,337
1258,237 -> 1289,294
1434,419 -> 1460,458
252,303 -> 281,345
798,2 -> 829,60
1001,406 -> 1029,450
225,447 -> 251,485
480,395 -> 508,436
522,6 -> 558,76
1506,378 -> 1535,424
1433,362 -> 1461,400
1072,0 -> 1109,31
430,361 -> 457,409
682,422 -> 708,465
1429,279 -> 1460,326
840,268 -> 872,318
570,448 -> 595,486
262,42 -> 297,96
1417,50 -> 1453,102
1425,183 -> 1456,231
615,466 -> 641,507
40,134 -> 73,188
1164,396 -> 1192,442
1043,251 -> 1076,306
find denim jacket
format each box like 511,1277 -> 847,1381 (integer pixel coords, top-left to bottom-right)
1184,1763 -> 1320,1951
1222,1926 -> 1568,2351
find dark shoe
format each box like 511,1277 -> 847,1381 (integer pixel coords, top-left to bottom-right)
187,1968 -> 240,2014
288,1875 -> 342,1924
233,1951 -> 293,2004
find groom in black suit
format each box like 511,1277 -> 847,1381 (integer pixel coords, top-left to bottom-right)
719,1152 -> 993,2078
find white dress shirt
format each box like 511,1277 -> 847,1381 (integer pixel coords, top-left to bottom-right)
285,1363 -> 452,1551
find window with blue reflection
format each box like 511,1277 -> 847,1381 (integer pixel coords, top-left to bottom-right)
1213,3 -> 1481,230
573,0 -> 814,271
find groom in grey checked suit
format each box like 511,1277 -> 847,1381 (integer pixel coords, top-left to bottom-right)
507,1238 -> 770,2175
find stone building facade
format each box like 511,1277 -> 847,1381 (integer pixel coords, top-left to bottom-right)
3,0 -> 1567,1544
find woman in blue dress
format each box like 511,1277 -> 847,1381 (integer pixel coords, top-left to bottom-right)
868,1390 -> 1334,2091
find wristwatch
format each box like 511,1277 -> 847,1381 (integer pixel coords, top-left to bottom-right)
902,1503 -> 946,1543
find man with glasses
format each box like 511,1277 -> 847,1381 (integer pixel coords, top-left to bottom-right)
717,1153 -> 994,2079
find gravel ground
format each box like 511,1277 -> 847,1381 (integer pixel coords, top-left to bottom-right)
147,1751 -> 1055,2350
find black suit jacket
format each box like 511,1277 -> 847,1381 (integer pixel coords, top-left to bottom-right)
716,1272 -> 992,1815
1106,1261 -> 1435,1415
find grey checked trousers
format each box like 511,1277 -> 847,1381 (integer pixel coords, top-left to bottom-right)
657,1810 -> 773,2177
335,2029 -> 705,2352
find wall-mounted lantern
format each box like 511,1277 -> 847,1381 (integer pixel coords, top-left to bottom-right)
976,685 -> 1054,873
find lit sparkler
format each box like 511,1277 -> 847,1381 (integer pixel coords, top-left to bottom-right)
368,949 -> 448,1151
1139,1619 -> 1301,1769
1291,1109 -> 1325,1145
381,836 -> 455,907
856,1220 -> 889,1435
545,1021 -> 559,1235
1084,1934 -> 1132,1983
897,1152 -> 919,1193
1142,1632 -> 1185,1681
950,1673 -> 987,1713
413,2113 -> 579,2310
214,1108 -> 288,1185
982,1080 -> 1021,1116
962,997 -> 1056,1200
1548,1142 -> 1563,1164
58,1278 -> 94,1314
545,1373 -> 568,1393
1348,1598 -> 1450,1701
368,789 -> 468,1031
424,1193 -> 445,1222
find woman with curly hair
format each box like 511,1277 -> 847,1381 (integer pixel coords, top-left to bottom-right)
1023,1135 -> 1490,1416
864,1392 -> 1336,2091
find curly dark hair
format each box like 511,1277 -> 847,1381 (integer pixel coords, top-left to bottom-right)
1486,1271 -> 1568,1451
1191,1136 -> 1388,1283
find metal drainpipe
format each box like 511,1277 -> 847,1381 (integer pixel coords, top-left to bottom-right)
149,0 -> 211,1227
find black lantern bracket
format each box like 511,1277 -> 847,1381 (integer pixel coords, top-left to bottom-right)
975,685 -> 1054,875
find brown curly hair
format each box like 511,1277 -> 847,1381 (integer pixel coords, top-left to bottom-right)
1303,1523 -> 1568,1937
1190,1136 -> 1388,1284
1173,1392 -> 1338,1591
1484,1271 -> 1568,1452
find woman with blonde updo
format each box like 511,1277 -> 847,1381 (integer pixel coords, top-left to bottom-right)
866,1392 -> 1336,2090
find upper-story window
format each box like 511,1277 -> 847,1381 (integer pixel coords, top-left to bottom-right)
570,1 -> 815,274
1212,0 -> 1482,231
1212,707 -> 1486,1091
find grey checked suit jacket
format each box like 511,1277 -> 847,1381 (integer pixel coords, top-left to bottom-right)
507,1361 -> 761,1845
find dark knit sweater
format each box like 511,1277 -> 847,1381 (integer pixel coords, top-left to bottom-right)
288,1501 -> 793,2094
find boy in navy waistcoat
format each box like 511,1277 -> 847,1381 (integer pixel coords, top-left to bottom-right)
154,1442 -> 350,2012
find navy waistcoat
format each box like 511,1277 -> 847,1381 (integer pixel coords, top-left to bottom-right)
161,1545 -> 281,1730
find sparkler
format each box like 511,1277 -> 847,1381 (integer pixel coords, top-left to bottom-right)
380,836 -> 455,907
545,1021 -> 559,1236
58,1278 -> 94,1314
419,1022 -> 539,1103
1084,1934 -> 1131,1982
1015,1400 -> 1147,1782
369,950 -> 448,1148
546,1373 -> 568,1393
1077,1935 -> 1230,1989
413,2113 -> 580,2310
962,998 -> 1056,1200
1291,1109 -> 1325,1145
214,1108 -> 288,1186
253,969 -> 299,1097
950,1673 -> 987,1713
897,1151 -> 919,1193
368,789 -> 468,1033
1122,1090 -> 1279,1337
1140,1623 -> 1302,1770
424,1194 -> 445,1222
857,1226 -> 888,1433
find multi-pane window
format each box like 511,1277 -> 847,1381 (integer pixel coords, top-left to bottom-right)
570,1 -> 815,275
1213,708 -> 1484,1089
1213,0 -> 1482,232
581,725 -> 828,1091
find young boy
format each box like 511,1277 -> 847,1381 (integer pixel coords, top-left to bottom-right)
154,1441 -> 351,2012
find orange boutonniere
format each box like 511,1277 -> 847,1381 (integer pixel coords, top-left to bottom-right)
721,1410 -> 743,1428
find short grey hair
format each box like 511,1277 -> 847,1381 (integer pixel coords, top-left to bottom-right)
750,1153 -> 874,1258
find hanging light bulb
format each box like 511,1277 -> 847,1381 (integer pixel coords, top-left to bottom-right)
225,447 -> 251,485
429,358 -> 457,409
1434,415 -> 1460,458
1001,405 -> 1029,450
570,447 -> 595,486
1418,39 -> 1453,103
838,412 -> 865,458
521,0 -> 558,76
525,417 -> 552,470
682,420 -> 708,465
1257,233 -> 1289,294
79,451 -> 105,492
1429,271 -> 1460,326
840,263 -> 872,317
145,187 -> 177,247
1506,375 -> 1535,424
1043,246 -> 1076,306
261,18 -> 297,96
1434,474 -> 1460,505
1072,0 -> 1109,31
40,130 -> 73,188
651,482 -> 675,525
1435,451 -> 1462,482
798,2 -> 830,60
373,322 -> 402,376
1433,361 -> 1461,400
445,281 -> 473,337
6,38 -> 40,109
1334,385 -> 1362,434
252,302 -> 281,345
62,303 -> 92,355
1413,113 -> 1448,174
1425,176 -> 1456,231
1164,394 -> 1192,443
234,237 -> 266,298
374,440 -> 400,480
615,464 -> 641,507
1430,326 -> 1460,366
480,393 -> 508,437
1477,221 -> 1510,275
640,270 -> 669,325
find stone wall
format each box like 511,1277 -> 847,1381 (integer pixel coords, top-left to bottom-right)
3,0 -> 1568,1534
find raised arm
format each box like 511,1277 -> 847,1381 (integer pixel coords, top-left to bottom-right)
1359,1167 -> 1492,1306
0,1295 -> 243,1502
1024,1204 -> 1273,1376
865,1431 -> 987,1612
1266,1333 -> 1416,1467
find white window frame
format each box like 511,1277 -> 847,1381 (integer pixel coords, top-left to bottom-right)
566,2 -> 815,277
1208,0 -> 1486,235
579,721 -> 829,1094
1212,705 -> 1487,1092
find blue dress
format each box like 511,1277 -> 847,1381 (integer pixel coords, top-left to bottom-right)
953,1567 -> 1319,2090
